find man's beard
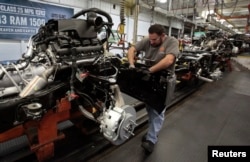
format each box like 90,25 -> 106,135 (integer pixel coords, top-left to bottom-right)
150,39 -> 162,47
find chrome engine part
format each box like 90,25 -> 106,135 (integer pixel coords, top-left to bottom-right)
209,68 -> 223,80
176,52 -> 223,83
0,8 -> 136,145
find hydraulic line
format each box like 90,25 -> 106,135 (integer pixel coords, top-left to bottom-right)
10,63 -> 29,85
119,0 -> 125,35
0,61 -> 29,80
0,64 -> 22,92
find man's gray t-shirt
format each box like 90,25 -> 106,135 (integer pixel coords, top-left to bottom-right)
134,36 -> 179,73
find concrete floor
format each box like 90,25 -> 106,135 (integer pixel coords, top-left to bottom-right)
87,55 -> 250,162
231,53 -> 250,70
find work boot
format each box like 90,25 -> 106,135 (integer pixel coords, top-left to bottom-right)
141,133 -> 147,142
142,133 -> 158,142
141,140 -> 154,154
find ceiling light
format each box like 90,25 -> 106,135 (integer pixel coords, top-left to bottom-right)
157,0 -> 167,3
219,19 -> 225,22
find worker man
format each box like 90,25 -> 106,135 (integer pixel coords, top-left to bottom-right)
127,24 -> 179,154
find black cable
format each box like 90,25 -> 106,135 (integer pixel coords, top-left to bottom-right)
223,0 -> 238,8
226,0 -> 238,17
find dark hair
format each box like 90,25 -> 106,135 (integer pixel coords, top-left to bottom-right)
148,24 -> 165,35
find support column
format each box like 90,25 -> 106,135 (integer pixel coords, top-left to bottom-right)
168,17 -> 172,36
246,4 -> 250,33
133,0 -> 139,44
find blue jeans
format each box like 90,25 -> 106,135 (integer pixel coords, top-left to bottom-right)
144,74 -> 176,144
145,105 -> 166,144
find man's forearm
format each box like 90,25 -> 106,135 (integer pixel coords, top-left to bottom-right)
127,47 -> 136,65
149,61 -> 171,73
149,54 -> 175,73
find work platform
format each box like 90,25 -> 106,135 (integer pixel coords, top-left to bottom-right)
87,55 -> 250,162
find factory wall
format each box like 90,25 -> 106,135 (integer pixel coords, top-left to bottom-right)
0,0 -> 184,60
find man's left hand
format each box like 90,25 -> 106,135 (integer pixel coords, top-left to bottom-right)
138,67 -> 151,81
137,67 -> 151,74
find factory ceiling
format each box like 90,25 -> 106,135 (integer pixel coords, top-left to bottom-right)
102,0 -> 250,34
141,0 -> 250,34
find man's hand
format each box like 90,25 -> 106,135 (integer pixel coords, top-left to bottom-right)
137,67 -> 151,81
140,67 -> 151,74
129,64 -> 135,69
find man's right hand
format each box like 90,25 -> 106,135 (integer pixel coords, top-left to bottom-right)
129,64 -> 135,69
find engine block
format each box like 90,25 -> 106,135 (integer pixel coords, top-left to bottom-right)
0,8 -> 136,161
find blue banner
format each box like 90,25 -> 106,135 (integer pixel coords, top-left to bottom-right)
0,0 -> 74,40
